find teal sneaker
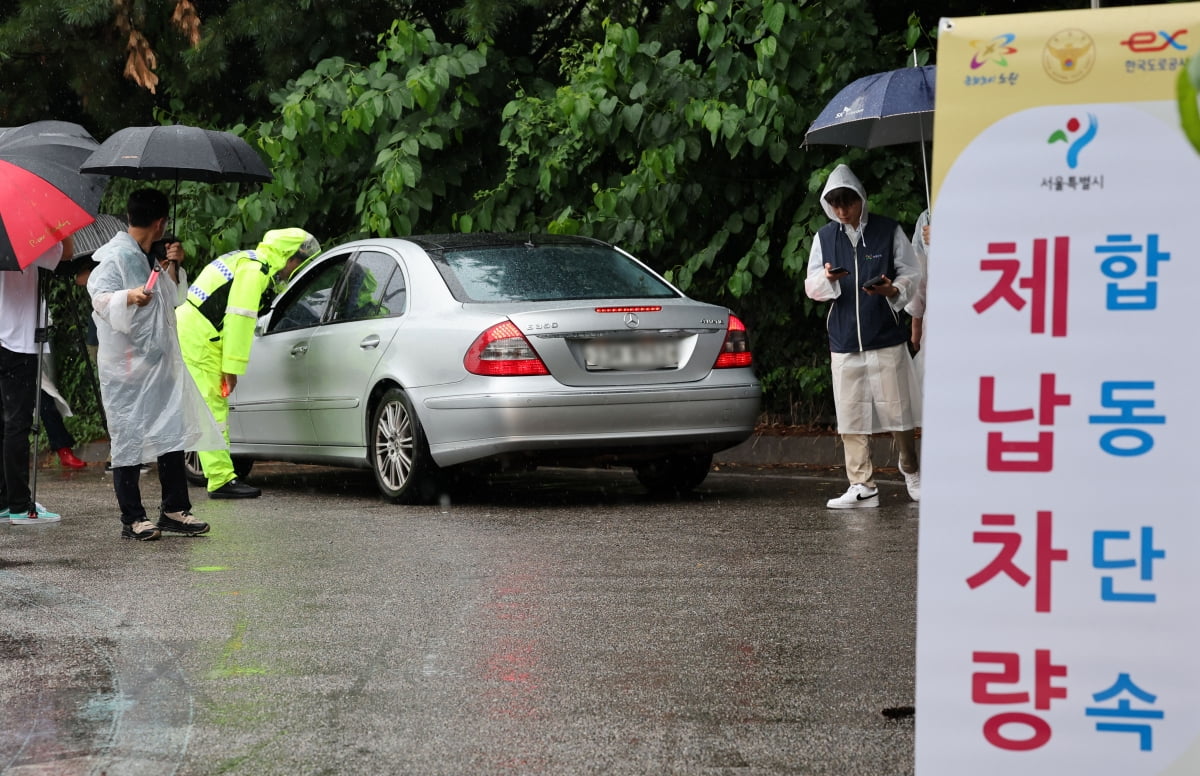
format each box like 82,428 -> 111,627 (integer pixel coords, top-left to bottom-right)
10,504 -> 61,525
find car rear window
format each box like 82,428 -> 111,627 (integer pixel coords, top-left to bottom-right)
432,244 -> 679,303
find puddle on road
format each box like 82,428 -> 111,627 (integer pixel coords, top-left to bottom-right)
0,573 -> 193,773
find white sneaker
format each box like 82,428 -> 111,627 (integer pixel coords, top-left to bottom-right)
0,508 -> 8,524
10,503 -> 61,524
826,483 -> 879,509
901,468 -> 921,502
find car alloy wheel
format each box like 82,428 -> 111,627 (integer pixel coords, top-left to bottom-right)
370,387 -> 439,504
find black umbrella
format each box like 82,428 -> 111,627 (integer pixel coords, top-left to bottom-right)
79,124 -> 273,183
0,121 -> 107,270
79,124 -> 274,231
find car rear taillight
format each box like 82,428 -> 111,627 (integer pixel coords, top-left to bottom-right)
713,314 -> 752,369
464,321 -> 551,376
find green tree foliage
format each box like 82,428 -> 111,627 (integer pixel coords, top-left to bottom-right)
12,0 -> 1162,435
180,0 -> 925,423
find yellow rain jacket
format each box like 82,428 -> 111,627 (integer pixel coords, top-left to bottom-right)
180,227 -> 313,374
177,227 -> 316,491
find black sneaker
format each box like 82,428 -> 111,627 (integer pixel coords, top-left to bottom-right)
209,478 -> 261,499
157,510 -> 210,535
121,520 -> 161,541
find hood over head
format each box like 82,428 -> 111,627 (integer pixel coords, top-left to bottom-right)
820,164 -> 869,223
255,228 -> 320,274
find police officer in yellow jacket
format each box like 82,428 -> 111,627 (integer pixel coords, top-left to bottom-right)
178,228 -> 320,498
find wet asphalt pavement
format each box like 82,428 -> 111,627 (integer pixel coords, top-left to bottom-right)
0,461 -> 917,775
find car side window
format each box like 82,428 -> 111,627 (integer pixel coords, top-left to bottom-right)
328,250 -> 400,323
379,262 -> 407,317
267,256 -> 348,333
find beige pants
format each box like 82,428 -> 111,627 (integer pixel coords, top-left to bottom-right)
842,430 -> 919,489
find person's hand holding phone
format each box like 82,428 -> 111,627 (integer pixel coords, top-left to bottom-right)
825,263 -> 849,280
861,274 -> 896,297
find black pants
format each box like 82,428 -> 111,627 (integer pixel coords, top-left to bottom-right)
39,390 -> 75,451
113,449 -> 191,525
0,346 -> 37,513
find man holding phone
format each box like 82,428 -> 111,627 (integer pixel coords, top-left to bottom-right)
803,164 -> 924,508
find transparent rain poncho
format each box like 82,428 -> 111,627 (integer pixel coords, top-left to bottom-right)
88,232 -> 223,466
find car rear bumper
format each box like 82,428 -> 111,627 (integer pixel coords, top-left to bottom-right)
418,382 -> 761,467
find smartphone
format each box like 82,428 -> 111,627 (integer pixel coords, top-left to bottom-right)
862,274 -> 887,290
828,266 -> 849,277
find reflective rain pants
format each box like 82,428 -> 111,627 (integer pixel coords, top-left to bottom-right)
177,305 -> 235,492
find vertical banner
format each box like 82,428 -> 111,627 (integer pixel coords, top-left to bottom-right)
917,3 -> 1200,774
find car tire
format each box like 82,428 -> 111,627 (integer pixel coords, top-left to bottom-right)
634,453 -> 713,496
370,387 -> 441,504
184,451 -> 253,486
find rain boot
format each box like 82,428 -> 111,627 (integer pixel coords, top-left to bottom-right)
56,448 -> 86,469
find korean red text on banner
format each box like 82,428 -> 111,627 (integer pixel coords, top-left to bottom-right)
972,649 -> 1068,752
979,373 -> 1071,472
974,237 -> 1069,337
967,511 -> 1067,613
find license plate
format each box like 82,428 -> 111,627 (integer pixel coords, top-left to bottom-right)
582,339 -> 679,371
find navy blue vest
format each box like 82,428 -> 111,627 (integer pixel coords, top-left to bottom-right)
817,215 -> 908,354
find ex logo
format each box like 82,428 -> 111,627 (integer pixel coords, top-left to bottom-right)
1120,29 -> 1187,53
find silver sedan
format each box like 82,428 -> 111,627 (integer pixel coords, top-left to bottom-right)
189,234 -> 761,502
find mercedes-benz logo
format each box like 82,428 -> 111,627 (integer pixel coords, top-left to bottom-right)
623,312 -> 640,329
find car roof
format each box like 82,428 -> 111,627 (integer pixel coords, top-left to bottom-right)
401,233 -> 611,253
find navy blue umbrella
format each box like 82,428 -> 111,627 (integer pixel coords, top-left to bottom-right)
804,65 -> 935,149
805,65 -> 935,209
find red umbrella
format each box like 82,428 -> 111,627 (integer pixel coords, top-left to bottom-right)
0,121 -> 106,270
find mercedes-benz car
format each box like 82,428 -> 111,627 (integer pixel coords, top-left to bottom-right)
187,234 -> 761,503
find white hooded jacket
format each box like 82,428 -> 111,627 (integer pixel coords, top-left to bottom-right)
804,164 -> 920,310
802,164 -> 922,434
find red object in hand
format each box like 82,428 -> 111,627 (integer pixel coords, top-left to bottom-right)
144,265 -> 161,292
221,378 -> 231,398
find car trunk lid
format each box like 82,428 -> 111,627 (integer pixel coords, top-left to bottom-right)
503,303 -> 732,386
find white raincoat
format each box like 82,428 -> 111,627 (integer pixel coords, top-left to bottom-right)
804,165 -> 923,434
904,208 -> 931,388
88,232 -> 222,466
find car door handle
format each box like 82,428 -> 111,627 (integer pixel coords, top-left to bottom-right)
359,334 -> 380,350
290,344 -> 308,356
